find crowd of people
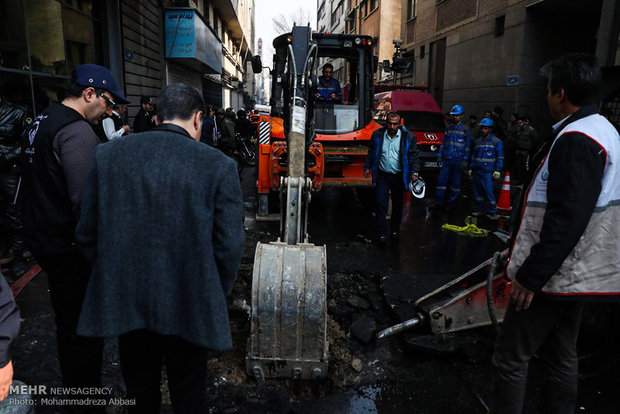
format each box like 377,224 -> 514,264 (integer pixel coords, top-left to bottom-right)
0,64 -> 246,412
0,53 -> 618,414
430,103 -> 543,219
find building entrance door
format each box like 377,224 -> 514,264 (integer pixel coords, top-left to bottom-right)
428,38 -> 446,108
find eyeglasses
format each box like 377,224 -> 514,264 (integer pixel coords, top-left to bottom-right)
98,92 -> 116,109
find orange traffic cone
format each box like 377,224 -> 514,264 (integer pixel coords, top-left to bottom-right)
497,172 -> 512,212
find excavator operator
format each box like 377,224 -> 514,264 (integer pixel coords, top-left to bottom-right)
314,63 -> 342,103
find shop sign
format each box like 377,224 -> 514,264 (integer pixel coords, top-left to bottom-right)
165,9 -> 222,73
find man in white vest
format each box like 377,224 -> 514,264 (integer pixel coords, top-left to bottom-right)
490,53 -> 620,414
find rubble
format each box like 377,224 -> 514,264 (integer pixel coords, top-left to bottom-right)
350,315 -> 376,343
350,359 -> 363,373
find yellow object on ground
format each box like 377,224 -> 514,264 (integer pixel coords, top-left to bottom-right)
441,216 -> 489,237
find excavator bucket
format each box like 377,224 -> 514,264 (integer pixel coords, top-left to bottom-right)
246,242 -> 328,383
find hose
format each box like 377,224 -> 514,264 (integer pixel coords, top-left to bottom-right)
287,44 -> 298,106
301,43 -> 318,89
487,251 -> 501,334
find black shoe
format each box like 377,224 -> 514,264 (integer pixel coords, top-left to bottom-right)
377,235 -> 388,244
390,231 -> 399,240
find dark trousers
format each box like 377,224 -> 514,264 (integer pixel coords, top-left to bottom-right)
36,252 -> 104,412
375,170 -> 404,236
490,299 -> 583,414
513,150 -> 530,184
119,329 -> 210,414
0,172 -> 25,256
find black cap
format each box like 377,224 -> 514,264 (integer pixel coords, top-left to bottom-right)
140,96 -> 153,105
73,64 -> 130,104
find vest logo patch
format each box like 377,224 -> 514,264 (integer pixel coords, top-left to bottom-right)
541,172 -> 549,181
424,133 -> 438,141
28,121 -> 40,145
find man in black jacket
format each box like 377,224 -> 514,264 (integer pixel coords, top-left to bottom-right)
490,54 -> 620,414
0,93 -> 29,277
235,109 -> 253,138
132,95 -> 155,132
76,83 -> 244,413
0,268 -> 19,402
491,105 -> 507,142
20,64 -> 129,411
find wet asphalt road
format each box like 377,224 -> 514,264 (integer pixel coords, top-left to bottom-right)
242,166 -> 619,413
6,165 -> 619,413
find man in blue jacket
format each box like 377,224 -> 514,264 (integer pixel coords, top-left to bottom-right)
364,111 -> 420,243
469,117 -> 503,219
432,104 -> 470,211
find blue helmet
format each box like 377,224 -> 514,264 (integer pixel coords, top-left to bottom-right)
450,105 -> 464,115
479,117 -> 494,127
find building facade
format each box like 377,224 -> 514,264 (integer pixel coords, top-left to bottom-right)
317,0 -> 348,81
346,0 -> 402,82
399,0 -> 620,130
0,0 -> 255,125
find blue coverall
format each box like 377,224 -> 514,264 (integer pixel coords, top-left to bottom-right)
470,134 -> 503,214
435,122 -> 470,207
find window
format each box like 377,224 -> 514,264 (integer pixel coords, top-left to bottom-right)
0,0 -> 106,116
202,0 -> 210,24
331,1 -> 343,27
407,0 -> 416,20
420,45 -> 425,59
400,111 -> 446,133
368,0 -> 377,13
495,15 -> 505,37
318,3 -> 325,21
346,11 -> 356,33
313,55 -> 361,134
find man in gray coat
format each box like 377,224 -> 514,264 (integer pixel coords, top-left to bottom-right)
75,83 -> 245,413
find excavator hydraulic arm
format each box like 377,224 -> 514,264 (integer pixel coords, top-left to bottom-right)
246,26 -> 329,383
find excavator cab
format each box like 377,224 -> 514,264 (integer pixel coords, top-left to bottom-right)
255,31 -> 379,217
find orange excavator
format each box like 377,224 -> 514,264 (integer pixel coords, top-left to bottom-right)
252,29 -> 381,218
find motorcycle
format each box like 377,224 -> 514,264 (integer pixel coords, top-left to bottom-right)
234,132 -> 257,166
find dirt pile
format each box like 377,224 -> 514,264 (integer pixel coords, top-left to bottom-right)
205,263 -> 392,399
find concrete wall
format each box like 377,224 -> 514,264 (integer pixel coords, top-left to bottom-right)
120,0 -> 166,120
400,0 -> 613,132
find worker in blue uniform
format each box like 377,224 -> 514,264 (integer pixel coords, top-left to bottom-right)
314,63 -> 342,103
432,104 -> 470,211
469,118 -> 503,219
